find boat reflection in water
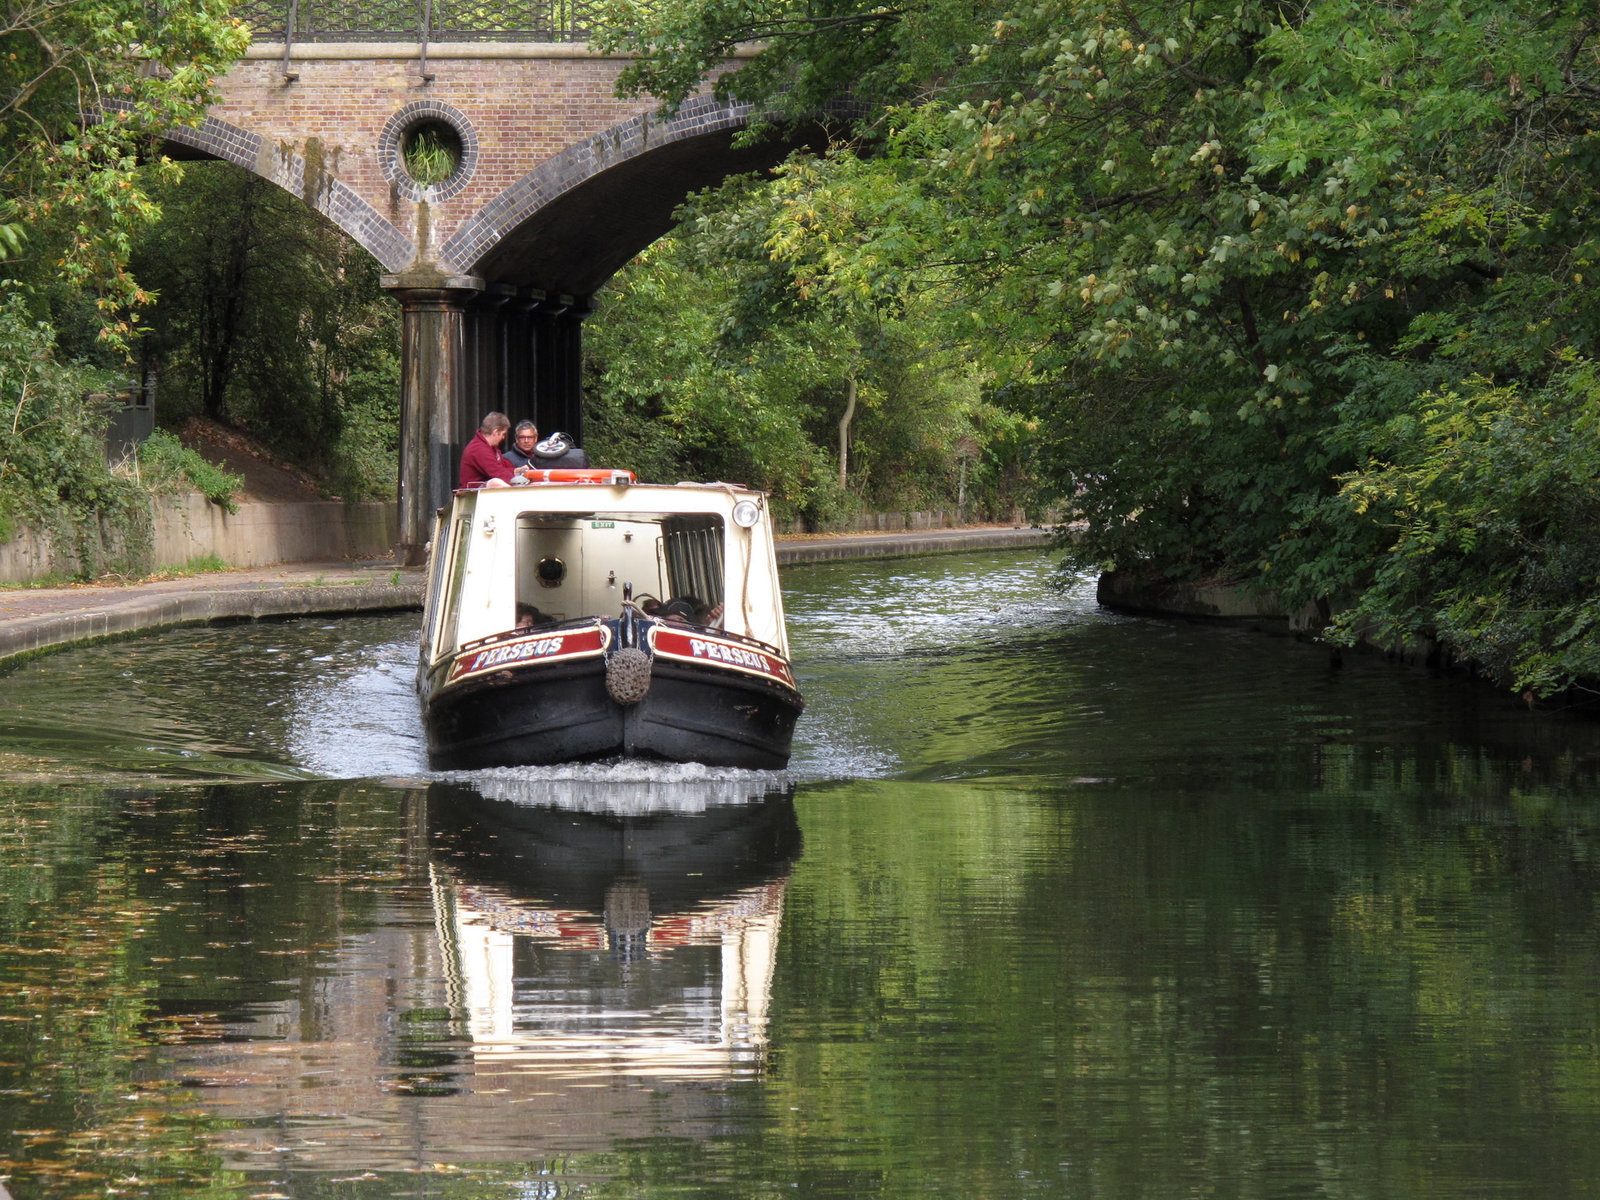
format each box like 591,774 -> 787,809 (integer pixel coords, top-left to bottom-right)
428,772 -> 802,1082
155,774 -> 800,1175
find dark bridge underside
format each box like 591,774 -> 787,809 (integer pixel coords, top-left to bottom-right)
469,123 -> 828,294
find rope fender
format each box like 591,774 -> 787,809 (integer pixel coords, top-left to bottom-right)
605,646 -> 652,705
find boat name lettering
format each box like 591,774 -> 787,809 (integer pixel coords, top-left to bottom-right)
689,638 -> 772,672
468,637 -> 564,671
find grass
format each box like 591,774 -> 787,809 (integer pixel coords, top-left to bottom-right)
0,572 -> 78,590
136,430 -> 244,512
0,554 -> 236,591
403,127 -> 460,186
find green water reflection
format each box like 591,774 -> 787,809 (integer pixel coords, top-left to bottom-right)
0,554 -> 1598,1197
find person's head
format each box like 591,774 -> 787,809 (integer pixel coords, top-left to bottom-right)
515,604 -> 536,629
480,412 -> 511,446
513,420 -> 538,454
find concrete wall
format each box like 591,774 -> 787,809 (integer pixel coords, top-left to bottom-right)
783,508 -> 1029,535
153,494 -> 396,568
1095,569 -> 1323,633
0,496 -> 397,584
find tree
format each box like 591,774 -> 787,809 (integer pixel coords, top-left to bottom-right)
585,174 -> 1024,523
0,0 -> 247,573
595,0 -> 996,125
130,162 -> 401,498
0,0 -> 248,343
598,0 -> 1600,693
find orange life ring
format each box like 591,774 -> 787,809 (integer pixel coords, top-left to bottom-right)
519,468 -> 636,485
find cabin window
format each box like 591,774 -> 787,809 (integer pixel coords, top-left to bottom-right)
435,515 -> 473,656
661,515 -> 725,613
506,511 -> 724,625
422,515 -> 452,650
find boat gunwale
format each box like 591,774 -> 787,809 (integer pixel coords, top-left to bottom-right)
430,633 -> 803,705
453,615 -> 790,665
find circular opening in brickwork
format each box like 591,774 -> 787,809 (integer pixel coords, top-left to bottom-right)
401,120 -> 463,187
380,102 -> 476,202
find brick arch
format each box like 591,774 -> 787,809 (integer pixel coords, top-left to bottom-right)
442,94 -> 824,296
161,115 -> 414,271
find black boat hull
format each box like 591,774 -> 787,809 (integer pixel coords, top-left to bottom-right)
422,648 -> 803,771
426,782 -> 803,911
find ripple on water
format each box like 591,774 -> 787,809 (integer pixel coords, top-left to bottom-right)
7,548 -> 1552,791
443,760 -> 792,815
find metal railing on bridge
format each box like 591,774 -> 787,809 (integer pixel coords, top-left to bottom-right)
235,0 -> 604,43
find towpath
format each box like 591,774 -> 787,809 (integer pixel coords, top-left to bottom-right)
0,524 -> 1053,668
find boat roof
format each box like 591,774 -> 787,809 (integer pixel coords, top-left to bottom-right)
452,478 -> 768,516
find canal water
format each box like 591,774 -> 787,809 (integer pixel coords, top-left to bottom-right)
2,550 -> 1599,1198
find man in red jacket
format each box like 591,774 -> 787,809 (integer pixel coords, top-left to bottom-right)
458,412 -> 516,488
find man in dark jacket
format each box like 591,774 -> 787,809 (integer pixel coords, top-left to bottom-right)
505,420 -> 540,470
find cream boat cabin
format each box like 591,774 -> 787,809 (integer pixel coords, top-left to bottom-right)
417,477 -> 804,769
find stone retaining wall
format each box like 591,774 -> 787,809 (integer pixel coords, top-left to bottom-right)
784,508 -> 1028,534
0,499 -> 1034,584
0,496 -> 397,584
153,494 -> 396,568
1095,569 -> 1322,632
1095,567 -> 1449,668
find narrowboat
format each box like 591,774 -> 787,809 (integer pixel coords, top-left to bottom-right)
417,472 -> 804,769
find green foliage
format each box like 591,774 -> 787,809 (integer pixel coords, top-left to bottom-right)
131,162 -> 401,499
179,552 -> 230,575
597,0 -> 1600,691
595,0 -> 993,126
135,429 -> 243,512
586,174 -> 1028,524
1321,366 -> 1600,696
0,0 -> 243,579
0,300 -> 153,578
0,0 -> 248,347
402,125 -> 461,185
585,237 -> 843,521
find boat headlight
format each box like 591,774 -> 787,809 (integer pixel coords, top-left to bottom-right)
732,499 -> 761,528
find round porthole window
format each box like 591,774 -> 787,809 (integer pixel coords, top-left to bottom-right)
537,557 -> 567,588
379,102 -> 477,202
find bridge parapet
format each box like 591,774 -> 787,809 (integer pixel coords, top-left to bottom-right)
235,0 -> 602,43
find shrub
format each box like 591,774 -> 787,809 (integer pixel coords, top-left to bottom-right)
0,303 -> 153,578
135,429 -> 244,513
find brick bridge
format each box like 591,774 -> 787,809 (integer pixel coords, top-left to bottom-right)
172,2 -> 816,561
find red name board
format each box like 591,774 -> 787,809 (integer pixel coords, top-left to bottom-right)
650,627 -> 796,689
448,625 -> 610,684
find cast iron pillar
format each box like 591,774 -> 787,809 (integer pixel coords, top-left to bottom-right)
384,268 -> 485,567
531,293 -> 589,445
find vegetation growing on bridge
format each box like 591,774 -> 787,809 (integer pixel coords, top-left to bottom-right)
594,0 -> 1600,698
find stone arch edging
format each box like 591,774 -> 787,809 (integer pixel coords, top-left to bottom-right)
161,116 -> 415,271
440,93 -> 756,274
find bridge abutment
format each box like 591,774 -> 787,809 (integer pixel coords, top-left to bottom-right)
390,272 -> 483,565
532,297 -> 588,442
